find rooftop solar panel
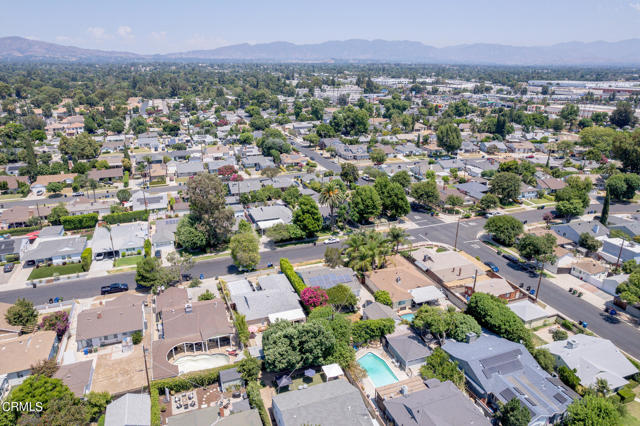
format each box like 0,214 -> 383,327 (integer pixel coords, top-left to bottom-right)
553,393 -> 567,404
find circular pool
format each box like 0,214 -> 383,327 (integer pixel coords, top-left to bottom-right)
172,353 -> 230,374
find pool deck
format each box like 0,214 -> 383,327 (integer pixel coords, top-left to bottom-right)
356,346 -> 409,398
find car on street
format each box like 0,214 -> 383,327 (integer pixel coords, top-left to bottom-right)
155,250 -> 162,258
181,273 -> 193,281
3,263 -> 14,273
502,253 -> 520,263
324,237 -> 340,244
484,211 -> 503,218
101,283 -> 129,295
484,261 -> 499,272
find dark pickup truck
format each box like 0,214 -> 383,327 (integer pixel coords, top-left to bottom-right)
101,283 -> 129,295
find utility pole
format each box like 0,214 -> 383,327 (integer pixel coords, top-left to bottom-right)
615,237 -> 626,269
454,216 -> 461,250
142,344 -> 151,395
535,260 -> 544,301
472,269 -> 478,293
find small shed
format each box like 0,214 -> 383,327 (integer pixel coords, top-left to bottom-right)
322,363 -> 344,381
219,367 -> 244,392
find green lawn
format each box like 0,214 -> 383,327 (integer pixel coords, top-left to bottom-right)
276,373 -> 324,393
529,198 -> 550,205
28,263 -> 84,280
114,255 -> 143,267
623,401 -> 640,426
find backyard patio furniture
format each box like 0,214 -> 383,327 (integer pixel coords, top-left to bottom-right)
304,368 -> 316,378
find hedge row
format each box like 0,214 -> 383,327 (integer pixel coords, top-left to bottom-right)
1,225 -> 42,236
104,210 -> 149,224
280,258 -> 306,295
618,387 -> 635,404
60,213 -> 98,230
150,386 -> 161,426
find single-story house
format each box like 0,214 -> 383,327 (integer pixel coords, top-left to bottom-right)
297,266 -> 361,296
153,218 -> 179,250
22,236 -> 87,265
53,360 -> 95,398
479,141 -> 507,153
76,294 -> 146,350
600,274 -> 628,296
464,277 -> 519,301
175,161 -> 204,178
543,335 -> 638,391
519,183 -> 538,200
552,221 -> 609,245
92,222 -> 149,259
598,237 -> 640,265
87,167 -> 123,183
412,247 -> 485,287
0,237 -> 27,262
537,177 -> 566,193
0,175 -> 28,193
508,299 -> 555,328
0,331 -> 57,397
384,328 -> 432,371
362,301 -> 401,322
570,260 -> 608,286
247,205 -> 293,231
105,393 -> 151,426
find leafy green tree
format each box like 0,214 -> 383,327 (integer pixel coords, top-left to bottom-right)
175,216 -> 207,251
516,233 -> 556,261
610,101 -> 637,128
293,195 -> 323,237
387,226 -> 409,253
85,391 -> 112,422
374,290 -> 393,307
578,232 -> 602,251
616,271 -> 640,303
533,348 -> 555,373
350,186 -> 382,224
419,348 -> 465,389
38,393 -> 88,425
412,306 -> 481,343
611,129 -> 640,173
47,203 -> 69,225
262,320 -> 336,371
186,173 -> 234,248
10,375 -> 74,413
558,365 -> 581,390
46,181 -> 64,194
29,359 -> 58,378
478,193 -> 500,211
556,199 -> 584,220
352,318 -> 395,344
606,173 -> 640,200
484,215 -> 524,246
340,162 -> 359,184
135,257 -> 164,290
238,352 -> 261,382
436,123 -> 462,154
374,177 -> 410,219
496,398 -> 531,426
5,298 -> 37,327
324,247 -> 343,268
344,230 -> 390,272
234,314 -> 250,346
282,185 -> 301,207
326,284 -> 358,311
230,231 -> 260,270
490,172 -> 521,203
565,395 -> 621,425
391,170 -> 411,188
552,329 -> 569,341
410,180 -> 440,207
116,189 -> 131,203
370,148 -> 387,164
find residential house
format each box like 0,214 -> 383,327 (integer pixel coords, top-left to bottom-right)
606,216 -> 640,238
508,300 -> 555,328
324,140 -> 369,160
228,180 -> 262,195
272,379 -> 372,426
537,177 -> 566,194
149,163 -> 168,181
413,247 -> 485,288
384,327 -> 432,371
438,187 -> 475,207
97,153 -> 125,168
105,393 -> 151,426
0,331 -> 57,397
362,301 -> 401,322
92,222 -> 149,259
598,237 -> 640,265
153,218 -> 179,250
456,181 -> 489,201
0,205 -> 53,229
207,159 -> 237,174
66,197 -> 115,217
220,368 -> 244,392
378,377 -> 490,426
479,141 -> 507,153
5,162 -> 25,176
280,153 -> 308,167
31,173 -> 77,192
364,254 -> 443,310
443,334 -> 576,425
394,143 -> 423,156
247,205 -> 293,232
76,294 -> 146,350
22,235 -> 87,265
543,335 -> 638,391
87,167 -> 123,183
600,274 -> 628,296
0,237 -> 27,262
297,266 -> 361,296
242,155 -> 275,171
0,175 -> 28,193
460,141 -> 480,153
506,141 -> 535,154
464,277 -> 520,301
53,360 -> 95,398
228,274 -> 304,327
570,260 -> 608,286
175,161 -> 204,178
518,183 -> 538,200
129,191 -> 168,212
551,220 -> 609,245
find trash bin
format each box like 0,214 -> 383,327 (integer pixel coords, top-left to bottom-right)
32,283 -> 36,289
83,348 -> 89,355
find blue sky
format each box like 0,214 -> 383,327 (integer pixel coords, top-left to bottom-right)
3,0 -> 640,53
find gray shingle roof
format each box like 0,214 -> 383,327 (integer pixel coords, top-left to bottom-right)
386,332 -> 432,364
363,302 -> 400,321
230,274 -> 301,322
105,393 -> 151,426
272,379 -> 371,426
22,236 -> 87,262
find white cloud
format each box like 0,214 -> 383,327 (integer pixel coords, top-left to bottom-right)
630,2 -> 640,12
87,26 -> 111,40
117,26 -> 133,39
151,31 -> 167,41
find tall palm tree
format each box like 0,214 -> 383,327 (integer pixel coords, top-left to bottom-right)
318,181 -> 346,230
87,179 -> 98,202
366,230 -> 391,269
387,226 -> 408,253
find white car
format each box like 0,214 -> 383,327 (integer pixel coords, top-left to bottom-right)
324,237 -> 340,244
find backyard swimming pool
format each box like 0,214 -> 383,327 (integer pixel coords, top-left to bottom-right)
357,352 -> 399,388
173,354 -> 230,374
401,313 -> 415,322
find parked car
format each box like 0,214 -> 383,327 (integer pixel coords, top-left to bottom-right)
502,253 -> 519,263
324,237 -> 340,245
101,283 -> 128,295
154,250 -> 162,258
484,261 -> 499,273
3,263 -> 14,273
181,273 -> 193,281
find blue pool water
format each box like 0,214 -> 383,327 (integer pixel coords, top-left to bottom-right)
401,313 -> 415,322
358,352 -> 399,387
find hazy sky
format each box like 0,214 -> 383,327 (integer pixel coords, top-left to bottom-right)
3,0 -> 640,53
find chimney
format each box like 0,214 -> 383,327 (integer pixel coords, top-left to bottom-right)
566,339 -> 578,349
458,267 -> 462,276
465,332 -> 478,343
185,303 -> 192,314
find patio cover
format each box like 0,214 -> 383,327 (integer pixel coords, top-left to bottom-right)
410,286 -> 445,304
321,363 -> 344,379
268,308 -> 306,324
277,375 -> 293,388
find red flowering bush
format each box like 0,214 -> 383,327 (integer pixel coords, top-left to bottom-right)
40,311 -> 69,338
300,286 -> 328,308
218,165 -> 237,177
231,174 -> 244,182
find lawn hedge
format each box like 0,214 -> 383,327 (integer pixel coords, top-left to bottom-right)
280,258 -> 306,295
28,263 -> 84,280
618,387 -> 635,404
61,213 -> 98,230
104,210 -> 149,224
0,225 -> 42,236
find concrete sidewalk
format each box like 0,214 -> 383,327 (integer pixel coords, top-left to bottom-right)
548,274 -> 611,311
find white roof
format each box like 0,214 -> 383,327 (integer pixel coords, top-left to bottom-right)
268,308 -> 306,324
508,300 -> 551,322
409,286 -> 445,304
322,363 -> 344,379
543,334 -> 638,389
256,218 -> 284,230
105,393 -> 151,426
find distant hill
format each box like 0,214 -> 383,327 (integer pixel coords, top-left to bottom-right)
2,36 -> 640,65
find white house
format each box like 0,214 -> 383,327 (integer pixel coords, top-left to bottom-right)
570,260 -> 608,287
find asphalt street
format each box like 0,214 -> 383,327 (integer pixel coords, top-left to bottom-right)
2,197 -> 640,356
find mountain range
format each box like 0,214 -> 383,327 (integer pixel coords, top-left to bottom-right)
2,36 -> 640,65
